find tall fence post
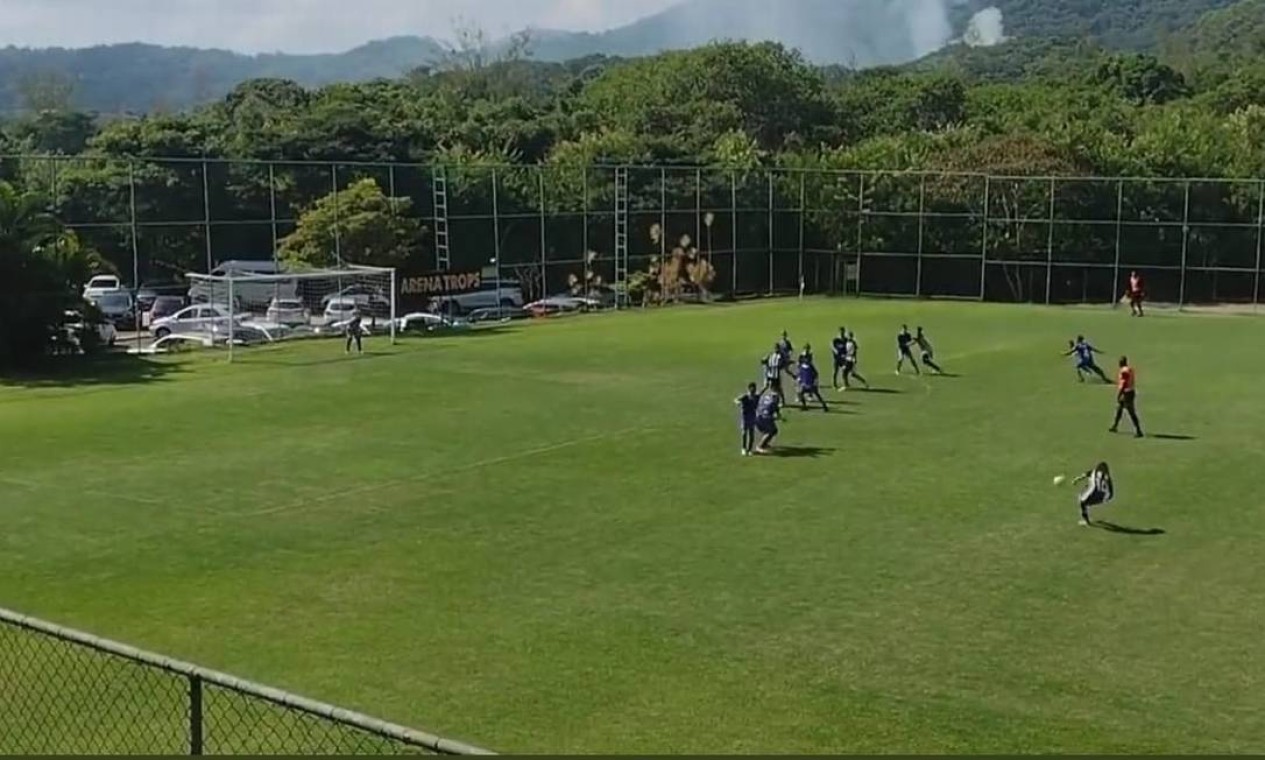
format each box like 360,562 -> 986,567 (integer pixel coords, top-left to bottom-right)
538,167 -> 547,305
268,162 -> 279,266
855,173 -> 865,297
695,168 -> 702,266
978,175 -> 990,301
1045,177 -> 1056,305
492,168 -> 502,307
1179,180 -> 1191,309
916,173 -> 926,298
128,160 -> 141,353
331,164 -> 342,266
201,159 -> 213,274
1255,180 -> 1264,311
767,171 -> 775,296
189,674 -> 204,755
798,172 -> 806,296
1112,179 -> 1124,305
730,171 -> 738,297
661,167 -> 668,308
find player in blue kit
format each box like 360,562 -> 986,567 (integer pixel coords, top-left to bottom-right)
896,325 -> 920,375
796,355 -> 829,412
754,391 -> 783,454
734,382 -> 760,456
1063,335 -> 1111,383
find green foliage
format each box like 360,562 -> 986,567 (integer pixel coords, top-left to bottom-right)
278,178 -> 422,269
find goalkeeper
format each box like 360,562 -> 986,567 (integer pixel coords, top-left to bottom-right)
345,313 -> 364,354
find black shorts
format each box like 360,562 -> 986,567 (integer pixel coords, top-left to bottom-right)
1118,390 -> 1136,408
767,377 -> 783,391
1080,490 -> 1107,509
921,352 -> 933,363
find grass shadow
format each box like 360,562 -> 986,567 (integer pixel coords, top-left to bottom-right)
1096,521 -> 1166,537
1152,434 -> 1197,441
766,446 -> 836,459
0,352 -> 185,390
857,387 -> 902,395
931,372 -> 963,378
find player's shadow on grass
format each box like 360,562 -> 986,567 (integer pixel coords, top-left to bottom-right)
1096,521 -> 1166,537
856,387 -> 902,395
0,353 -> 185,389
931,372 -> 963,378
1152,433 -> 1197,441
768,446 -> 836,459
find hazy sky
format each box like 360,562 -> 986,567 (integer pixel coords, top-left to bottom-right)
0,0 -> 681,53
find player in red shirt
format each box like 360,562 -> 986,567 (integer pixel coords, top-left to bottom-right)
1125,271 -> 1145,317
1110,356 -> 1144,438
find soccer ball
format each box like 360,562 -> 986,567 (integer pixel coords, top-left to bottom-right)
1053,475 -> 1067,486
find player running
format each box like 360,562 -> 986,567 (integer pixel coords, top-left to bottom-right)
831,328 -> 849,390
842,331 -> 869,390
754,391 -> 783,454
1125,271 -> 1145,317
1110,356 -> 1144,438
1063,335 -> 1111,383
796,355 -> 829,412
914,327 -> 944,375
1073,461 -> 1115,526
761,344 -> 791,405
896,325 -> 920,375
735,382 -> 760,457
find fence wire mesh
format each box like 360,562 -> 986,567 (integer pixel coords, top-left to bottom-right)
0,608 -> 491,755
4,154 -> 1265,310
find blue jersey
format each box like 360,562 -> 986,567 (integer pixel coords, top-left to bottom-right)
736,392 -> 759,427
798,362 -> 819,389
1074,341 -> 1096,365
897,330 -> 914,352
831,337 -> 847,363
757,393 -> 780,420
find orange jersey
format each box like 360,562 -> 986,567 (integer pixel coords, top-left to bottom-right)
1118,366 -> 1135,392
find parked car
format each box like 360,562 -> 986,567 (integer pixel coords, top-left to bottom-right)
62,310 -> 117,351
82,274 -> 122,298
265,297 -> 311,326
321,284 -> 391,316
149,296 -> 187,323
467,305 -> 530,323
442,277 -> 525,312
322,297 -> 360,325
187,260 -> 297,309
525,294 -> 590,314
88,291 -> 137,328
149,304 -> 239,338
135,281 -> 185,312
395,312 -> 471,333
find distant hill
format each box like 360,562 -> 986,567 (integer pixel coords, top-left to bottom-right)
0,0 -> 1247,115
1181,0 -> 1265,55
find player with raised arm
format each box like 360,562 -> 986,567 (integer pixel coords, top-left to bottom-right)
1073,462 -> 1115,526
1064,335 -> 1111,384
754,391 -> 783,455
896,325 -> 920,376
796,354 -> 829,412
914,327 -> 944,375
1110,356 -> 1144,438
735,382 -> 760,457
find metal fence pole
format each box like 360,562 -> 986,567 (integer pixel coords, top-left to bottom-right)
492,168 -> 502,307
916,174 -> 926,298
390,267 -> 397,345
201,159 -> 213,274
1112,179 -> 1124,305
661,167 -> 667,308
129,160 -> 141,352
730,171 -> 738,296
268,163 -> 279,266
581,167 -> 588,265
695,168 -> 702,262
189,674 -> 204,755
331,164 -> 342,266
538,167 -> 547,303
227,275 -> 235,364
1255,180 -> 1264,311
767,171 -> 774,295
855,173 -> 865,297
798,172 -> 806,295
1045,177 -> 1056,305
1179,180 -> 1191,309
978,175 -> 990,301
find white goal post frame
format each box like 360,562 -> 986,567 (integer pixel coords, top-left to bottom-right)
186,265 -> 398,362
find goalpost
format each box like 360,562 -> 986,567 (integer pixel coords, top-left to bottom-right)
185,265 -> 397,361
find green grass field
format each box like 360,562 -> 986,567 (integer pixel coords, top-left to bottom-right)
3,298 -> 1265,754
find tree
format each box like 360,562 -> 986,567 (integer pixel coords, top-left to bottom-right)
1092,54 -> 1190,106
278,179 -> 422,269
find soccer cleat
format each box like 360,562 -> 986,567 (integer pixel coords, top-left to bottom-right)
1079,520 -> 1090,527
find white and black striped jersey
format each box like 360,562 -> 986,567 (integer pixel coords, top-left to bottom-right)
764,352 -> 787,380
1084,467 -> 1114,501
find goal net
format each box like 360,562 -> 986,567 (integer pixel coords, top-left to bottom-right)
183,265 -> 396,356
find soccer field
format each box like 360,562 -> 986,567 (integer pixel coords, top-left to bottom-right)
3,298 -> 1265,754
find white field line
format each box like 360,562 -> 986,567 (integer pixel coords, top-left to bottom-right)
215,425 -> 658,520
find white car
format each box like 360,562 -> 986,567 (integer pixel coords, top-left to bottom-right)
322,285 -> 391,315
442,277 -> 525,312
149,304 -> 240,338
394,312 -> 471,333
323,297 -> 360,325
526,294 -> 590,313
83,275 -> 122,298
265,298 -> 311,326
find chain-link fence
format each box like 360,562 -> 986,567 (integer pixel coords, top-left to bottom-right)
4,154 -> 1264,310
0,607 -> 492,755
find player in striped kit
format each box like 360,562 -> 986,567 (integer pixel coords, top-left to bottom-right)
1073,462 -> 1115,526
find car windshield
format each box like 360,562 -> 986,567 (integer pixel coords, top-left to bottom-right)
274,300 -> 303,308
96,295 -> 130,307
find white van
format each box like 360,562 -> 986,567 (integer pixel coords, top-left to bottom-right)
187,260 -> 297,312
440,277 -> 524,313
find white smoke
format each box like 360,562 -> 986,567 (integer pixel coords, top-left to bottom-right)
903,0 -> 955,59
962,7 -> 1006,48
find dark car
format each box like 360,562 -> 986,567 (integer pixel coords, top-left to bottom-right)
136,282 -> 186,312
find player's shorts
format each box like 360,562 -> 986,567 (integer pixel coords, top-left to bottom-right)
921,351 -> 933,363
756,417 -> 778,436
1129,290 -> 1144,303
898,347 -> 914,359
1119,389 -> 1137,407
833,355 -> 846,367
1079,487 -> 1107,509
1077,359 -> 1095,370
842,359 -> 856,372
740,416 -> 756,432
766,377 -> 783,391
799,384 -> 819,395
